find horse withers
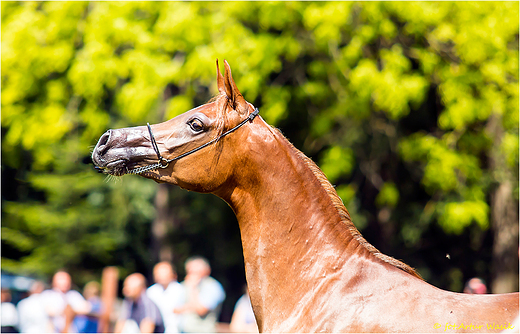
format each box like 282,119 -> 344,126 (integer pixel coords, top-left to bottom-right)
92,60 -> 519,332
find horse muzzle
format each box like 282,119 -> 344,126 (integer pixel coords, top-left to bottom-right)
92,127 -> 157,176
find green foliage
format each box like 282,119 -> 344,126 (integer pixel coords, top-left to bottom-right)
2,1 -> 518,295
376,183 -> 400,209
320,146 -> 354,183
350,46 -> 429,120
399,133 -> 482,194
439,201 -> 489,235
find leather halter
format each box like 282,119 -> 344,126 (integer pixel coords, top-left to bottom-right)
128,107 -> 260,175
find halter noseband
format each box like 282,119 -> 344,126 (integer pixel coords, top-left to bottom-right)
128,107 -> 260,175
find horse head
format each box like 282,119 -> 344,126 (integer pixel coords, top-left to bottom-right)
91,60 -> 257,193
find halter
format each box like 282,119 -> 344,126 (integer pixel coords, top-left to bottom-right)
128,107 -> 260,175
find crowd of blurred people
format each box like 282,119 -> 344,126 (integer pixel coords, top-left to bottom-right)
1,257 -> 258,333
2,259 -> 491,334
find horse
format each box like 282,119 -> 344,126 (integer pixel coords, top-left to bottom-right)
92,60 -> 519,332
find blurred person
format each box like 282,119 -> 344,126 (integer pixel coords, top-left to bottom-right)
115,273 -> 164,333
1,288 -> 19,333
146,262 -> 185,333
174,257 -> 225,333
17,280 -> 52,333
73,281 -> 103,333
463,277 -> 487,294
40,270 -> 92,332
230,288 -> 257,333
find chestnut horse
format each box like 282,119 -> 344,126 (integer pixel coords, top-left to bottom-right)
92,60 -> 518,332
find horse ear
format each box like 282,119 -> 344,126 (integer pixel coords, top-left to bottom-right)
223,60 -> 248,115
216,59 -> 226,96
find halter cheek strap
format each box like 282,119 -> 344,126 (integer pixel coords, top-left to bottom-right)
128,107 -> 260,175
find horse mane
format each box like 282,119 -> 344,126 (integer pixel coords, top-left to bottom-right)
209,96 -> 421,279
273,128 -> 422,280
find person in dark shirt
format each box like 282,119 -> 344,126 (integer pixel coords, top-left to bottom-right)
115,273 -> 165,333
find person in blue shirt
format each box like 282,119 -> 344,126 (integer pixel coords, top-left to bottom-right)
174,257 -> 226,333
230,287 -> 258,333
73,281 -> 103,333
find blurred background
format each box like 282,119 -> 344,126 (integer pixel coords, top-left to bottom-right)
2,1 -> 519,324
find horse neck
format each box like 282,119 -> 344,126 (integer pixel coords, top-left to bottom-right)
225,124 -> 357,249
217,122 -> 371,327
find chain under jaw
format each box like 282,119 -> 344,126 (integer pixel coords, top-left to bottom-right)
127,157 -> 170,175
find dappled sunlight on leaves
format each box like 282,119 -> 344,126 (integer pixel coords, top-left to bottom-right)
439,201 -> 489,235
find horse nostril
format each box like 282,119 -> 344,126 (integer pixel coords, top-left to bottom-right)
95,130 -> 112,156
98,130 -> 111,147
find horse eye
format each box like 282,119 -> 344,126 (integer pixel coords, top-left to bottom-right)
189,118 -> 204,132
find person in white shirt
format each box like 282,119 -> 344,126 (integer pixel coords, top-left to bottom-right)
17,280 -> 52,333
1,288 -> 19,333
146,262 -> 186,333
40,271 -> 92,333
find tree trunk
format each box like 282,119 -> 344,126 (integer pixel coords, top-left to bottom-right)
151,183 -> 173,262
490,179 -> 519,293
487,114 -> 519,293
